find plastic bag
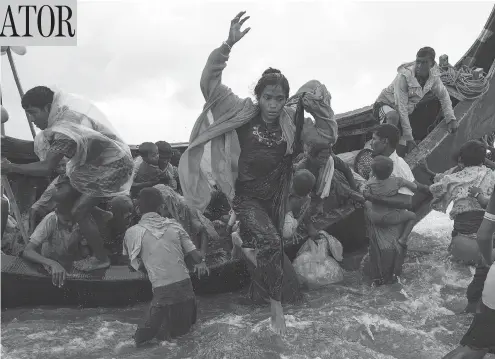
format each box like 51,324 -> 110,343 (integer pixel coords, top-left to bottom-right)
292,231 -> 344,288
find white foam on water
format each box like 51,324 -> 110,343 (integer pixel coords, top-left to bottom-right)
202,314 -> 247,328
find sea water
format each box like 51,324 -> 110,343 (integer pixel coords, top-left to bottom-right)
2,211 -> 495,359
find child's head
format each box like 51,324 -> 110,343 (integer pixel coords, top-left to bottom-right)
53,176 -> 79,213
139,142 -> 159,165
371,155 -> 394,180
458,140 -> 486,167
292,169 -> 316,197
155,141 -> 172,167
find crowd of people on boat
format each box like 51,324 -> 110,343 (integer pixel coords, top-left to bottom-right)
1,11 -> 495,355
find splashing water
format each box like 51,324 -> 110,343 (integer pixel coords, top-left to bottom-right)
2,211 -> 494,359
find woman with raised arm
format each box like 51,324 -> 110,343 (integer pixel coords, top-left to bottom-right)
179,11 -> 337,335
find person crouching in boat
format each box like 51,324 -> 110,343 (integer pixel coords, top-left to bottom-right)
1,86 -> 134,272
442,187 -> 495,359
21,176 -> 93,287
373,47 -> 458,156
178,11 -> 337,335
422,140 -> 495,313
123,187 -> 205,347
153,183 -> 217,264
293,142 -> 364,243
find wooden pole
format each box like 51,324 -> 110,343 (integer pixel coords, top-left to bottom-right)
6,47 -> 36,139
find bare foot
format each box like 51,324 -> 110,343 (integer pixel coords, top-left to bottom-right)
270,299 -> 286,336
73,256 -> 110,272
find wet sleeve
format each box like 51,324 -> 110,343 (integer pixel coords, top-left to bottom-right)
394,75 -> 414,141
123,225 -> 146,271
432,78 -> 456,124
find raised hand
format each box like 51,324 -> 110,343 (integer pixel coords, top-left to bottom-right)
226,11 -> 251,47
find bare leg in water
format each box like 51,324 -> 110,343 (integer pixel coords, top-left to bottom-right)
72,194 -> 110,271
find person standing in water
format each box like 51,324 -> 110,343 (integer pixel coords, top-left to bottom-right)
179,11 -> 337,335
1,87 -> 134,271
442,186 -> 495,358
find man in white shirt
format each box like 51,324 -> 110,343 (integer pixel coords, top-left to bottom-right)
365,124 -> 429,211
123,187 -> 208,346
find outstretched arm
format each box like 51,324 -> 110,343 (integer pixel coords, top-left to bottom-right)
200,11 -> 251,102
2,151 -> 64,177
364,192 -> 412,210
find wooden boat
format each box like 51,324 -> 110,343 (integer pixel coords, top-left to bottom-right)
2,6 -> 495,309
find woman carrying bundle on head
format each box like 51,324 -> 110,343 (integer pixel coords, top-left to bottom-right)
179,11 -> 337,335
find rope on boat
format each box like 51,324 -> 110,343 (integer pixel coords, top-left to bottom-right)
440,64 -> 491,101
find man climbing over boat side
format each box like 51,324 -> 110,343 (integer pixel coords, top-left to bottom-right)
179,11 -> 337,335
21,176 -> 95,288
1,86 -> 134,272
373,47 -> 458,156
123,187 -> 205,346
442,186 -> 495,358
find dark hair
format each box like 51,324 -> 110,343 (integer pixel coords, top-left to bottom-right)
254,68 -> 290,100
374,124 -> 400,149
371,155 -> 394,180
155,141 -> 172,155
292,169 -> 316,196
21,86 -> 54,110
138,142 -> 157,156
417,47 -> 436,62
138,187 -> 164,214
459,140 -> 486,167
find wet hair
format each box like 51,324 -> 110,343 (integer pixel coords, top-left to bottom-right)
138,142 -> 158,157
21,86 -> 54,110
416,47 -> 436,62
138,187 -> 164,214
374,124 -> 400,149
292,169 -> 316,197
155,141 -> 172,156
371,155 -> 394,180
254,68 -> 290,101
459,140 -> 486,167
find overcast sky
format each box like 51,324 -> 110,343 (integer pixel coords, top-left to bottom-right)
1,1 -> 493,144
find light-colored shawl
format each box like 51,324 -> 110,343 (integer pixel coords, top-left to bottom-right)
33,91 -> 133,197
179,80 -> 337,212
430,165 -> 495,218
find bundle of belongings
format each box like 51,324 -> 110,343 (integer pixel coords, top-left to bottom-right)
293,230 -> 344,288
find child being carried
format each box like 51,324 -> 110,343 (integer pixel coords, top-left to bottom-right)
364,155 -> 417,248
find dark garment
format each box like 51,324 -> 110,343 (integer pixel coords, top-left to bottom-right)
361,210 -> 406,285
236,115 -> 287,184
452,211 -> 485,237
233,116 -> 299,303
134,279 -> 197,345
467,266 -> 491,305
460,301 -> 495,353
